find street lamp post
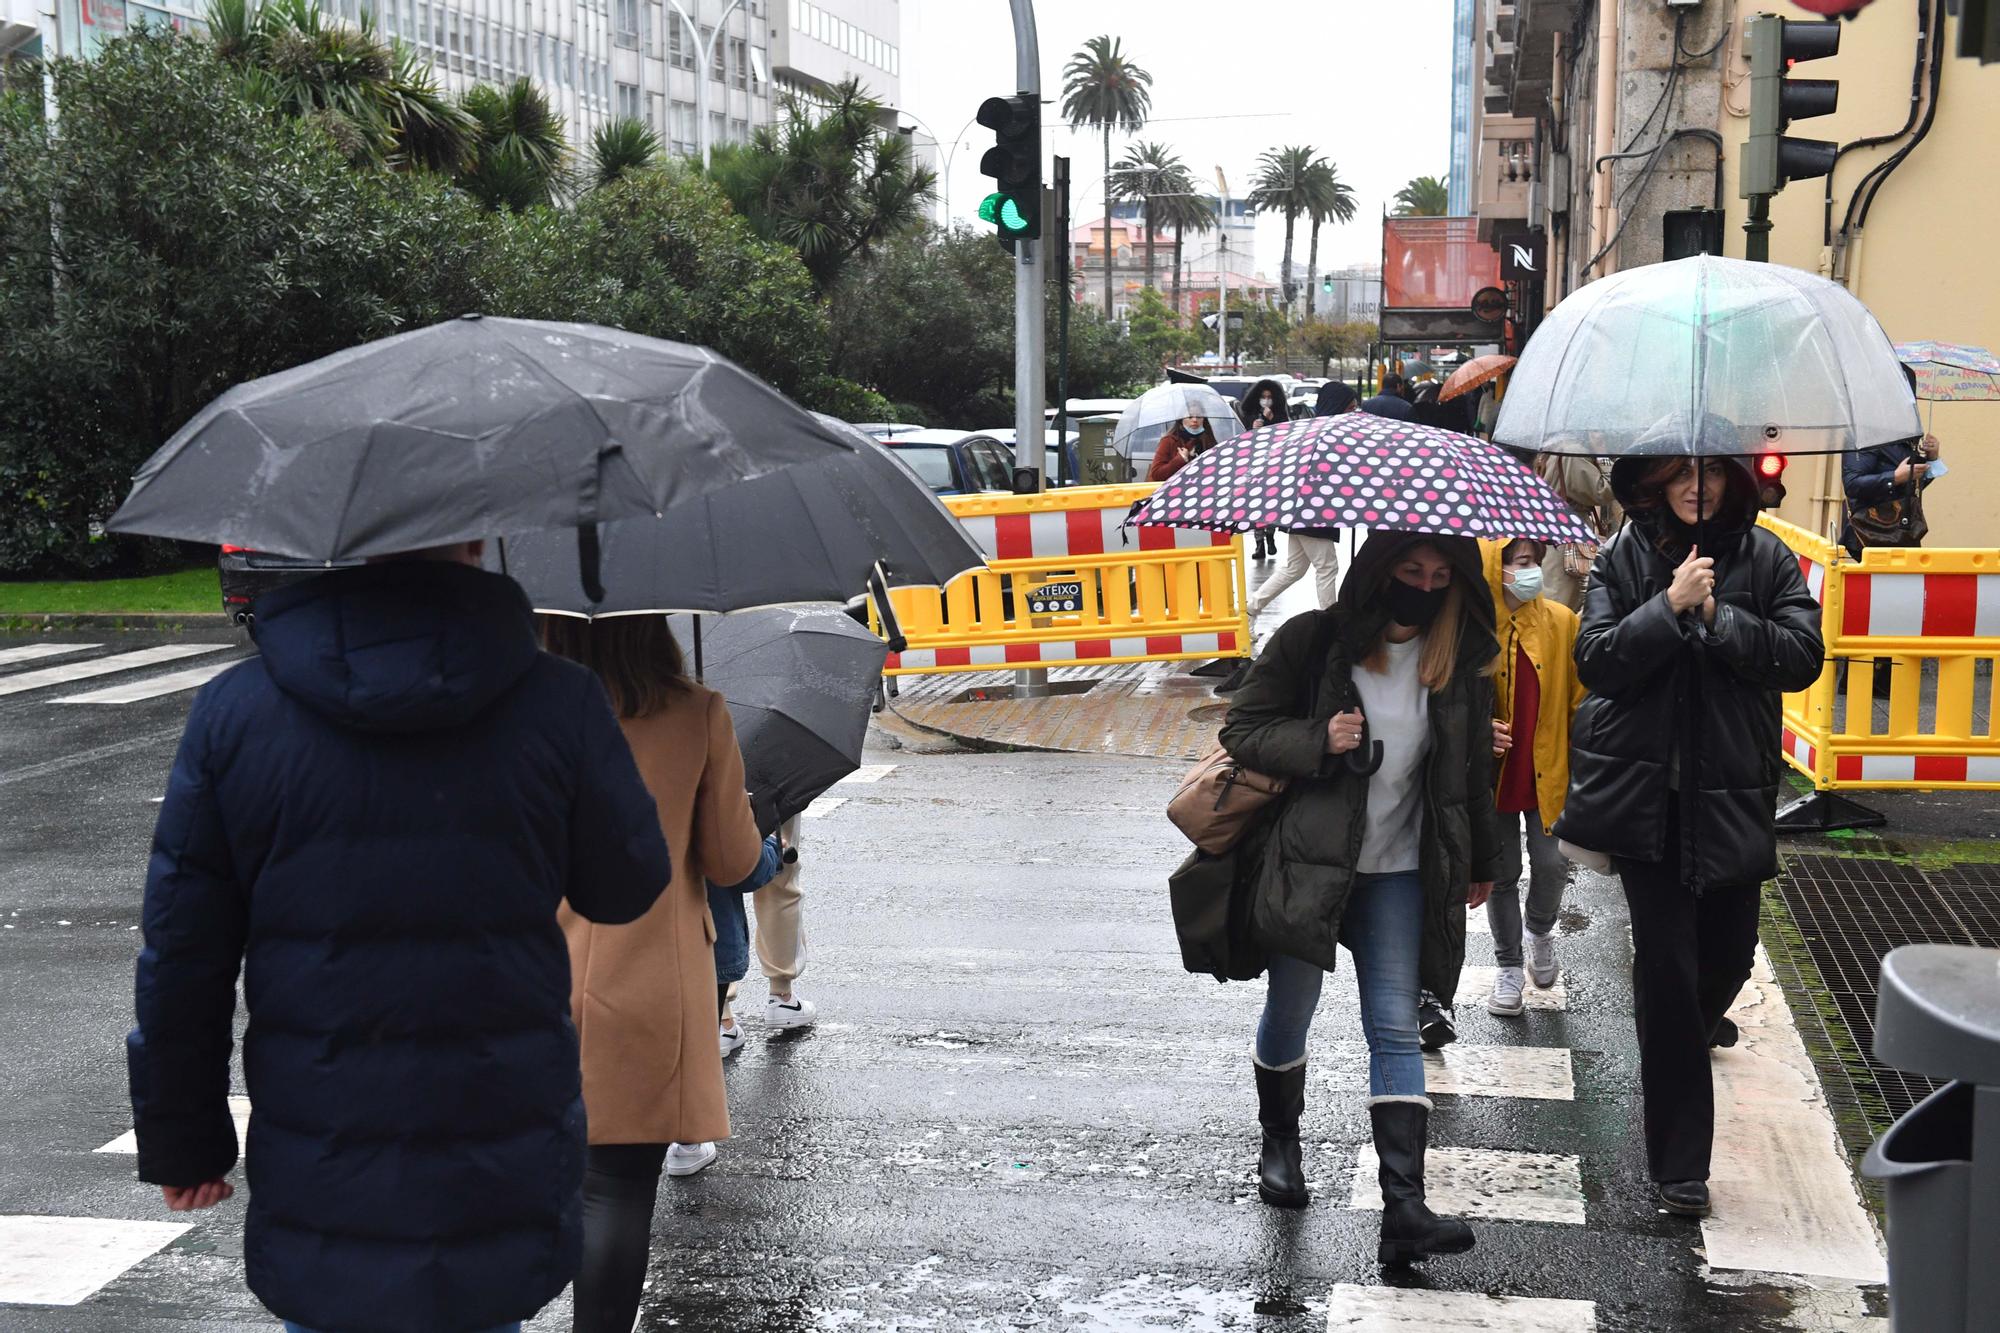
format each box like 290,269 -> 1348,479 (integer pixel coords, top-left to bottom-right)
887,106 -> 982,223
665,0 -> 747,170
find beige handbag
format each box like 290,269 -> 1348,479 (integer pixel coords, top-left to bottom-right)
1168,746 -> 1288,855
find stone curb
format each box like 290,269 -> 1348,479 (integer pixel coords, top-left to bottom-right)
1,612 -> 238,631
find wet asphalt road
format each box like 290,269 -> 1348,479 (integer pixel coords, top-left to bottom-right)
0,628 -> 1883,1331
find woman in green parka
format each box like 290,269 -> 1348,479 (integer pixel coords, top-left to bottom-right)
1219,530 -> 1503,1266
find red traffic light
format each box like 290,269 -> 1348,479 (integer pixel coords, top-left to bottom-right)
1757,452 -> 1788,479
1789,0 -> 1876,15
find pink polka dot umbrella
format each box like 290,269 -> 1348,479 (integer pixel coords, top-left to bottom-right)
1132,414 -> 1596,545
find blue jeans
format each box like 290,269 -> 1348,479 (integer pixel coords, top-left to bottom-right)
1253,870 -> 1426,1097
285,1326 -> 519,1333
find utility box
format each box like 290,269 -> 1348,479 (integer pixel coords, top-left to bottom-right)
1073,415 -> 1129,487
1861,944 -> 2000,1332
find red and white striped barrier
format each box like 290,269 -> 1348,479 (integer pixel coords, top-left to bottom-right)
1840,572 -> 2000,640
950,508 -> 1233,561
887,631 -> 1242,672
1796,553 -> 1826,605
1782,726 -> 1819,773
1832,754 -> 2000,784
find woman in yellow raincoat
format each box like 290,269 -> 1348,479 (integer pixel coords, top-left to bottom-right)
1481,538 -> 1586,1018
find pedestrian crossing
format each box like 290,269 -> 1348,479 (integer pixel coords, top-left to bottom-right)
802,763 -> 900,819
0,642 -> 237,702
0,1215 -> 189,1306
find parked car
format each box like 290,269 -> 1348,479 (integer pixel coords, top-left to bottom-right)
850,421 -> 927,441
217,546 -> 357,624
880,429 -> 1016,495
985,428 -> 1083,487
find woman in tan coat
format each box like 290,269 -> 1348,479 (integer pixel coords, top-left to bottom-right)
541,615 -> 765,1333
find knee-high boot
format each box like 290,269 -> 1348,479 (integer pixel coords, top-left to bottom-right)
1370,1096 -> 1474,1265
1253,1060 -> 1309,1208
574,1152 -> 663,1333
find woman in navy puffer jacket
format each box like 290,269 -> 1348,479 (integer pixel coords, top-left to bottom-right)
127,552 -> 673,1333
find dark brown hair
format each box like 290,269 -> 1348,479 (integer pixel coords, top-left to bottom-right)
540,615 -> 690,718
1623,456 -> 1689,514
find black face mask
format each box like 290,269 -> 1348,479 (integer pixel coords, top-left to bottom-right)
1382,578 -> 1449,629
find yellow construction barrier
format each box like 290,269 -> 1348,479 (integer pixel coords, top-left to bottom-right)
1759,513 -> 2000,829
879,484 -> 1252,675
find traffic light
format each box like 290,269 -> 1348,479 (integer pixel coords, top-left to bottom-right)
1755,450 -> 1789,510
976,93 -> 1040,254
1741,15 -> 1841,199
1321,275 -> 1333,295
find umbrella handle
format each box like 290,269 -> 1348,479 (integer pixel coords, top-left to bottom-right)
1342,711 -> 1384,777
576,524 -> 605,604
869,565 -> 907,654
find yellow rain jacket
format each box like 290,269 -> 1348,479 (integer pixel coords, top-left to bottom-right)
1482,540 -> 1586,833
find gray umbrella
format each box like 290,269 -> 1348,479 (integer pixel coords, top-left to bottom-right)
107,316 -> 857,572
669,608 -> 888,836
493,416 -> 982,616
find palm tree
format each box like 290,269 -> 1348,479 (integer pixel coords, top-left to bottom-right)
1108,141 -> 1183,294
1302,161 -> 1358,320
1393,174 -> 1450,217
589,117 -> 662,189
456,78 -> 569,212
1155,188 -> 1216,323
1246,144 -> 1331,320
206,0 -> 475,172
706,79 -> 935,290
1061,35 -> 1152,318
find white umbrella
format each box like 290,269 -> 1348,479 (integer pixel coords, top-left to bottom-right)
1111,383 -> 1244,460
1494,254 -> 1919,456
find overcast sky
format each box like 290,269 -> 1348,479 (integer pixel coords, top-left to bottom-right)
898,0 -> 1457,277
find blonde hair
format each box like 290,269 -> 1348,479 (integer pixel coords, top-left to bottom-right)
1360,578 -> 1469,693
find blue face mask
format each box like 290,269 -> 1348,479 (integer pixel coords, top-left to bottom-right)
1186,421 -> 1205,434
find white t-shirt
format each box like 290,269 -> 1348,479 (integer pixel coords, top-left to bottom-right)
1351,635 -> 1432,874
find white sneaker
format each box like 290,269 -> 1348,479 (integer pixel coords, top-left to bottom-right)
665,1141 -> 717,1177
1486,966 -> 1526,1017
718,1022 -> 745,1058
1525,928 -> 1560,990
764,994 -> 818,1029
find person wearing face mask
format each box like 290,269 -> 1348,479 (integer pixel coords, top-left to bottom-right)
1148,413 -> 1212,482
1479,538 -> 1585,1019
1219,531 -> 1502,1266
1239,379 -> 1290,560
1556,415 -> 1823,1221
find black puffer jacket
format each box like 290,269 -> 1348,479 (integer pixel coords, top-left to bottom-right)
1220,533 -> 1502,1000
1239,378 -> 1290,430
1554,453 -> 1824,888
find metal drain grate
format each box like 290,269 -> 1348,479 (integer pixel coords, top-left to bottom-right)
1773,854 -> 2000,1125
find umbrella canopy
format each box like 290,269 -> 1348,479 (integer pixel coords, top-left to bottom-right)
670,607 -> 888,836
1134,415 -> 1595,545
1894,341 -> 2000,402
108,315 -> 857,560
493,417 -> 982,617
1440,353 -> 1517,402
1110,382 -> 1245,460
1493,254 -> 1919,456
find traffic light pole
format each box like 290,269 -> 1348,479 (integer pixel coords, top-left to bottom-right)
1744,194 -> 1772,263
1008,0 -> 1045,500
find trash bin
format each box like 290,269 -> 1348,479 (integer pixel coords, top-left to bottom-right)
1861,944 -> 2000,1333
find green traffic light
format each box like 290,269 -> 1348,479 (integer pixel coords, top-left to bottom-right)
980,191 -> 1031,235
978,192 -> 1001,224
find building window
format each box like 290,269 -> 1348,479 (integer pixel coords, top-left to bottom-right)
667,17 -> 692,69
729,116 -> 748,142
613,0 -> 636,44
705,24 -> 722,79
647,89 -> 663,130
670,98 -> 697,156
729,36 -> 747,89
616,80 -> 639,120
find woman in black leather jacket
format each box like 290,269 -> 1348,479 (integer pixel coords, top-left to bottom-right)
1554,422 -> 1823,1220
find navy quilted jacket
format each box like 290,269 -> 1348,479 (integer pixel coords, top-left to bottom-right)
126,560 -> 672,1333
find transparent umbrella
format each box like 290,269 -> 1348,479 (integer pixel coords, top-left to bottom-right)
1110,383 -> 1244,461
1494,254 -> 1919,456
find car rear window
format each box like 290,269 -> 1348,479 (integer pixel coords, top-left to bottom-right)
894,445 -> 955,490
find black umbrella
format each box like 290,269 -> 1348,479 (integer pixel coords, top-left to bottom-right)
107,317 -> 857,590
493,417 -> 981,615
669,608 -> 889,836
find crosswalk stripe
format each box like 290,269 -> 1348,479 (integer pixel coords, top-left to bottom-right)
0,644 -> 229,698
803,796 -> 847,819
1325,1283 -> 1597,1331
56,657 -> 240,704
837,764 -> 897,784
96,1097 -> 252,1156
1348,1142 -> 1586,1225
0,643 -> 102,669
1424,1043 -> 1575,1101
1456,966 -> 1566,1010
0,1215 -> 190,1306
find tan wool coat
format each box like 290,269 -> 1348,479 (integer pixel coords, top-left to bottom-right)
561,684 -> 764,1146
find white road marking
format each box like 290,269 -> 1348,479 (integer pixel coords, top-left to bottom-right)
1465,906 -> 1490,934
57,657 -> 239,704
837,764 -> 897,784
0,644 -> 229,698
1701,947 -> 1887,1283
1456,966 -> 1566,1010
802,796 -> 847,819
1349,1143 -> 1586,1226
0,1215 -> 190,1305
1424,1043 -> 1576,1101
96,1096 -> 252,1156
0,643 -> 102,668
1325,1283 -> 1597,1331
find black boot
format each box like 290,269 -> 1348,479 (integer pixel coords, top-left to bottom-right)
1253,1061 -> 1309,1208
1370,1097 -> 1474,1265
